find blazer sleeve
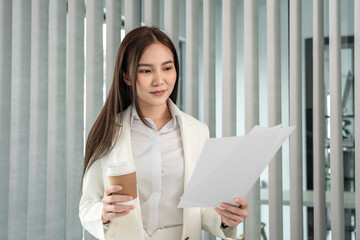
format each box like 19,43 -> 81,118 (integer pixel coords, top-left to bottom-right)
201,208 -> 237,239
79,159 -> 107,240
199,123 -> 237,239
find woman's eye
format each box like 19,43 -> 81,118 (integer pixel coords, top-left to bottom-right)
164,66 -> 173,71
139,69 -> 151,73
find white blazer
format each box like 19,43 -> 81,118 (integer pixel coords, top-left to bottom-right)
79,105 -> 237,240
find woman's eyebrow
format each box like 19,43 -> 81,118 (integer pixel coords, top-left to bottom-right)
138,60 -> 173,67
138,63 -> 152,67
162,60 -> 173,65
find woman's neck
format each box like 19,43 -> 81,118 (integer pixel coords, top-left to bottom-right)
139,102 -> 172,130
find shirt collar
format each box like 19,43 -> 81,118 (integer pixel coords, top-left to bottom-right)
130,99 -> 183,129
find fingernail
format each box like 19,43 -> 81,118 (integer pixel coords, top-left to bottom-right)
220,203 -> 225,208
128,196 -> 133,201
116,186 -> 122,190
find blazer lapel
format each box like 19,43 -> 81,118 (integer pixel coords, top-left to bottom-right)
110,106 -> 145,239
180,120 -> 196,187
179,113 -> 202,240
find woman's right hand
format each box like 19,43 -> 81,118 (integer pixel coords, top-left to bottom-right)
101,185 -> 135,224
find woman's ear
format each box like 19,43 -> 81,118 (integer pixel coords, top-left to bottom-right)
122,72 -> 131,86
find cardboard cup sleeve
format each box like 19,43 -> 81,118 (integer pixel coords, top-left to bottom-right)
108,172 -> 137,199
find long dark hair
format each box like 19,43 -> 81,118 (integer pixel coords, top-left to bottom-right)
81,26 -> 179,184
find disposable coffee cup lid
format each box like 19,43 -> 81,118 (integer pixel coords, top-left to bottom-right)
106,162 -> 136,176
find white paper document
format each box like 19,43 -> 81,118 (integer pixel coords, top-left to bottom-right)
178,125 -> 295,208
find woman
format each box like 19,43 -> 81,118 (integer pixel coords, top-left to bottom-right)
79,26 -> 248,240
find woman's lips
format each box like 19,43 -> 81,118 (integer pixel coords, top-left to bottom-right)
151,90 -> 166,96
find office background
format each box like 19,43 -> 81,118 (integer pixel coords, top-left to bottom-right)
0,0 -> 359,239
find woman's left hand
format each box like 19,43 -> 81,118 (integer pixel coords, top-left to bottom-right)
215,198 -> 248,228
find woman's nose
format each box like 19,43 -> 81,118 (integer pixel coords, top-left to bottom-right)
152,70 -> 164,85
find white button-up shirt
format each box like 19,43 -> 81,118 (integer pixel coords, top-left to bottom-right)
130,100 -> 184,236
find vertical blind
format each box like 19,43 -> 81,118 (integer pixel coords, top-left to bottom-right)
185,0 -> 199,118
354,1 -> 360,237
313,0 -> 326,239
28,0 -> 49,239
66,0 -> 84,238
243,0 -> 260,239
105,0 -> 122,94
46,0 -> 67,238
329,0 -> 345,239
0,1 -> 12,238
8,0 -> 32,239
203,0 -> 216,138
144,0 -> 160,27
0,0 -> 358,239
267,0 -> 282,239
289,0 -> 303,239
355,0 -> 360,238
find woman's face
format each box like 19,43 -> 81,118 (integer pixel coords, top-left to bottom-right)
135,42 -> 176,111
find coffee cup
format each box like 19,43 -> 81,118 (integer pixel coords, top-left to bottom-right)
106,162 -> 137,199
